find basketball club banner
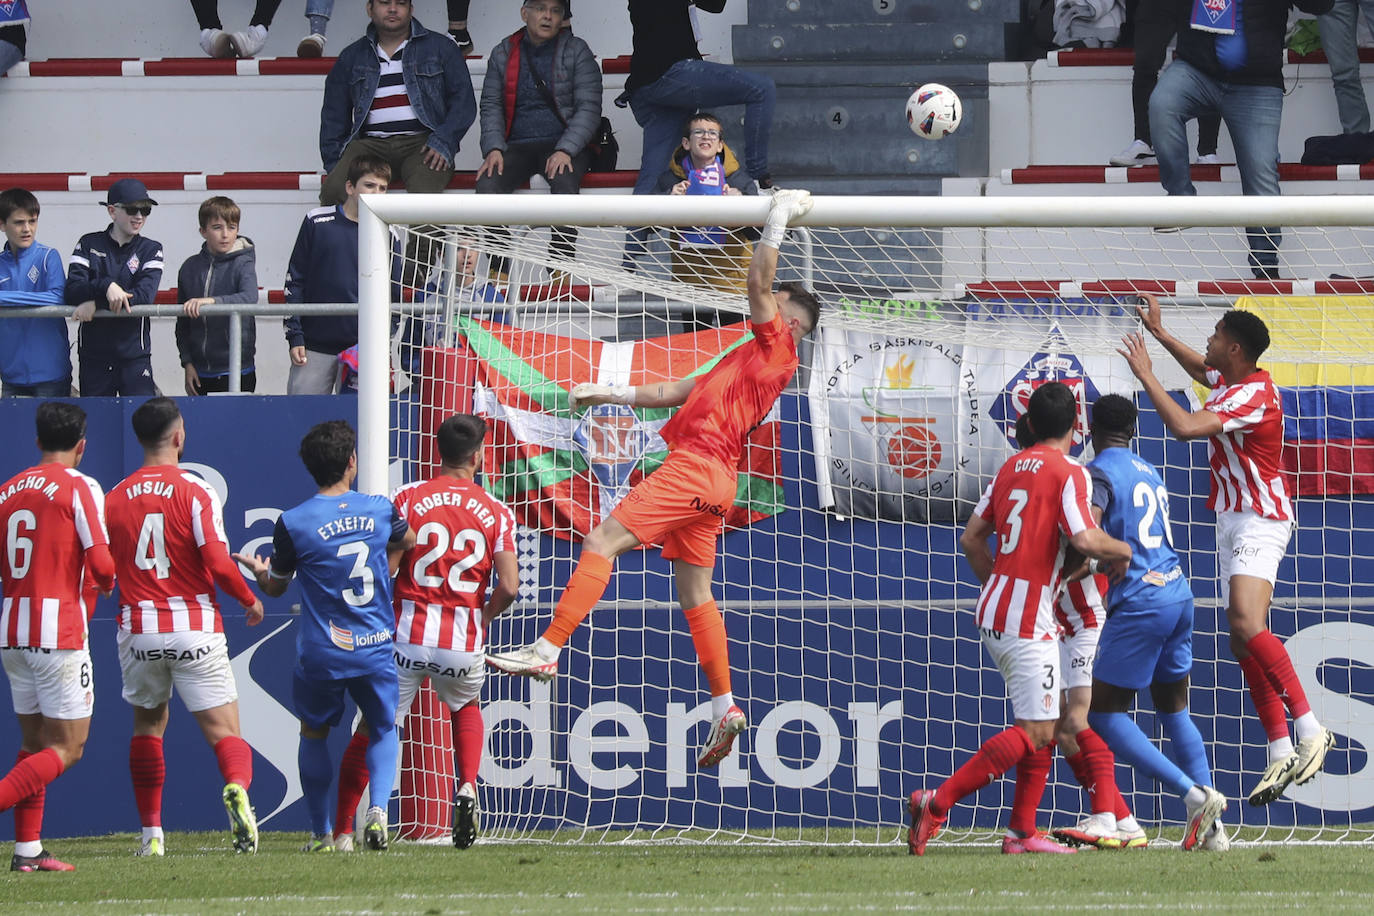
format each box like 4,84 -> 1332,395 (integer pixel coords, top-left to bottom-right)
808,308 -> 1137,523
416,316 -> 787,539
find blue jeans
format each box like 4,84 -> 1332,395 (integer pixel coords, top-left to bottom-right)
628,59 -> 775,194
1318,0 -> 1374,134
1149,59 -> 1282,272
2,377 -> 72,398
305,0 -> 332,18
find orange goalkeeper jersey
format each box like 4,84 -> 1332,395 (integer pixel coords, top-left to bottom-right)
659,313 -> 798,469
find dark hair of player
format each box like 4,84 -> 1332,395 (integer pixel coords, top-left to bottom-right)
681,111 -> 724,139
437,414 -> 487,466
1025,381 -> 1077,441
1013,413 -> 1038,450
299,420 -> 357,487
346,154 -> 392,187
35,401 -> 86,452
1090,393 -> 1138,439
776,281 -> 822,334
1218,309 -> 1271,362
131,397 -> 183,447
0,187 -> 40,222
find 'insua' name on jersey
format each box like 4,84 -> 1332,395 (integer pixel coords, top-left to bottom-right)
316,515 -> 377,540
0,475 -> 59,504
124,479 -> 176,500
412,491 -> 498,527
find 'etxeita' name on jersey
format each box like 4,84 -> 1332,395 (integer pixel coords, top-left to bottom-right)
316,515 -> 377,540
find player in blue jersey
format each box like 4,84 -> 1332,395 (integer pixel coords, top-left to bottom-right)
1080,394 -> 1229,852
235,420 -> 415,852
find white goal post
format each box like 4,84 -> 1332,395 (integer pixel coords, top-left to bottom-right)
358,192 -> 1374,845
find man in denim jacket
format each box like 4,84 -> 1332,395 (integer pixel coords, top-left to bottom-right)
318,0 -> 476,207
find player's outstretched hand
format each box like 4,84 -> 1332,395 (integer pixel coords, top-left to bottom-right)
569,382 -> 633,410
768,188 -> 813,227
232,551 -> 270,578
244,598 -> 264,626
1101,556 -> 1130,585
1135,293 -> 1164,338
1117,331 -> 1153,379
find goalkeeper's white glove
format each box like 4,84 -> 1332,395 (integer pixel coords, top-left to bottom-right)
760,188 -> 813,250
569,382 -> 635,410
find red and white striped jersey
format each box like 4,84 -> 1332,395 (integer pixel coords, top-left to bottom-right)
106,465 -> 258,634
392,475 -> 517,653
1202,368 -> 1292,521
971,444 -> 1098,640
0,463 -> 114,649
1055,572 -> 1106,637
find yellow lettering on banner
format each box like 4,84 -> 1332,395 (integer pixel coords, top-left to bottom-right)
1235,296 -> 1374,386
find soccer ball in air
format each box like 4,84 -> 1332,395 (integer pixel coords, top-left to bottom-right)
906,83 -> 962,140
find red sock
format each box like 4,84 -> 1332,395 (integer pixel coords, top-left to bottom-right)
934,726 -> 1035,815
453,703 -> 484,788
0,747 -> 63,813
1239,653 -> 1291,742
1071,728 -> 1128,817
334,729 -> 371,836
542,552 -> 612,648
683,600 -> 732,697
129,736 -> 164,828
1246,630 -> 1313,719
12,751 -> 43,842
1009,744 -> 1053,835
213,735 -> 253,789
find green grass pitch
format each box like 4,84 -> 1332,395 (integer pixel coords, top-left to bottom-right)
4,830 -> 1374,914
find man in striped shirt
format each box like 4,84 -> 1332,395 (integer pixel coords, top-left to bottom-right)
105,397 -> 264,856
1121,295 -> 1334,807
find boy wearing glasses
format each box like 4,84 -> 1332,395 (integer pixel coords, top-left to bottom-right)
66,178 -> 164,396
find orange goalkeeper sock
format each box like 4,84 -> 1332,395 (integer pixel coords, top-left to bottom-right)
542,551 -> 612,649
683,600 -> 732,697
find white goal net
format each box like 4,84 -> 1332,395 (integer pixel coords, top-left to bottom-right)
359,193 -> 1374,846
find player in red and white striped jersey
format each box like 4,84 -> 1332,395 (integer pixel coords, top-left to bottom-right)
1123,296 -> 1332,808
333,414 -> 518,850
104,398 -> 263,856
0,402 -> 114,872
907,383 -> 1132,856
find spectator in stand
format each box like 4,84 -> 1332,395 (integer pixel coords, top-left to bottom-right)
657,112 -> 757,328
318,0 -> 477,208
65,179 -> 164,397
1053,0 -> 1125,49
0,188 -> 70,398
0,0 -> 29,77
284,156 -> 401,395
1318,0 -> 1374,133
191,0 -> 282,58
299,0 -> 490,57
176,197 -> 260,395
1149,0 -> 1334,280
476,0 -> 600,287
1111,0 -> 1222,167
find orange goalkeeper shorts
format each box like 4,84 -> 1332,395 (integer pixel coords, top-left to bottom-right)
611,450 -> 737,569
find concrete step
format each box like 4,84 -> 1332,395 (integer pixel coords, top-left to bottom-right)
733,22 -> 1006,64
744,0 -> 1019,25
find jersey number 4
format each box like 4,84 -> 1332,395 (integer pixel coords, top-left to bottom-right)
136,513 -> 172,580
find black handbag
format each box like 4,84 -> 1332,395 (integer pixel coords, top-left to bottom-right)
525,52 -> 619,172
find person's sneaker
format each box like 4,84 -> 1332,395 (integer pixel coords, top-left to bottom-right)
296,33 -> 326,57
1110,139 -> 1156,167
11,849 -> 75,872
485,642 -> 558,681
1248,754 -> 1298,806
229,23 -> 269,58
137,835 -> 165,857
1292,728 -> 1336,786
1183,786 -> 1227,851
1195,152 -> 1222,165
363,805 -> 389,851
697,705 -> 747,768
334,833 -> 354,853
302,834 -> 335,852
449,27 -> 475,55
1002,832 -> 1077,854
1200,820 -> 1231,852
1252,265 -> 1283,281
452,782 -> 478,850
1117,824 -> 1149,849
1052,814 -> 1122,849
907,789 -> 945,856
222,782 -> 258,854
200,28 -> 234,58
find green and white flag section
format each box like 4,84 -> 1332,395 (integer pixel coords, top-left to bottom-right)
414,316 -> 788,539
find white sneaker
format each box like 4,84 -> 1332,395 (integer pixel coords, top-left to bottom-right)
199,28 -> 233,58
137,835 -> 165,857
333,833 -> 354,853
1183,786 -> 1227,851
229,23 -> 269,58
452,782 -> 478,850
1248,753 -> 1298,806
1110,139 -> 1156,167
485,642 -> 559,681
1292,727 -> 1335,786
296,33 -> 326,57
698,705 -> 747,768
1195,153 -> 1222,165
1051,813 -> 1121,849
1116,823 -> 1148,849
363,805 -> 388,851
1200,820 -> 1231,852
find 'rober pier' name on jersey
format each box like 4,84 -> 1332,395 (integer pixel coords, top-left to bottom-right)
411,491 -> 498,528
316,515 -> 377,540
0,474 -> 60,505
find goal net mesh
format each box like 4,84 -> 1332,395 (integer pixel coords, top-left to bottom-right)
368,196 -> 1374,846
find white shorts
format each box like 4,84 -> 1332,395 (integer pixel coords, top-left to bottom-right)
117,630 -> 237,712
1059,625 -> 1101,691
394,643 -> 484,712
2,646 -> 94,720
981,629 -> 1060,722
1216,511 -> 1293,607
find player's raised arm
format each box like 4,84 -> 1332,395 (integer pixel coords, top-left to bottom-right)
569,376 -> 698,412
748,189 -> 813,327
1118,332 -> 1223,441
1136,294 -> 1209,385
